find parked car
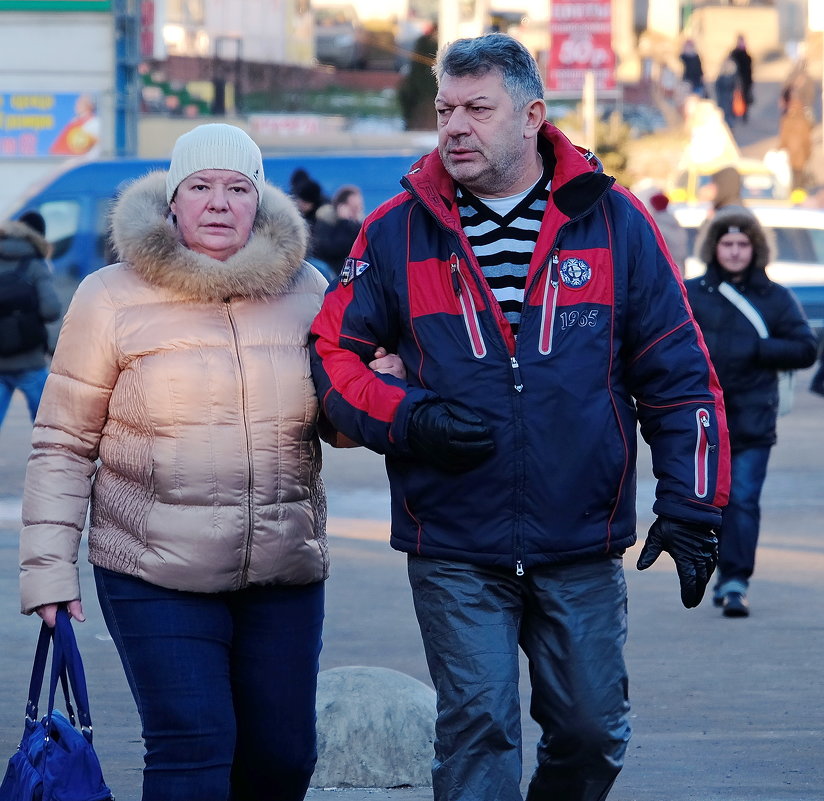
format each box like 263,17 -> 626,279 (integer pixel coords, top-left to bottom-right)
666,158 -> 792,206
674,204 -> 824,330
313,3 -> 368,70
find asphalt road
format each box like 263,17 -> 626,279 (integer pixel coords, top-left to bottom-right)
1,363 -> 823,800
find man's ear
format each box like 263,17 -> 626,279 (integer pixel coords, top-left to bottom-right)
524,98 -> 547,140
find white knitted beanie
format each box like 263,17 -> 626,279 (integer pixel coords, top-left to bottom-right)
166,123 -> 264,206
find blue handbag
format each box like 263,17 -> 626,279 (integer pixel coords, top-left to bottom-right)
0,608 -> 114,801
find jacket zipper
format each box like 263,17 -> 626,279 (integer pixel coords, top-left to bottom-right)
226,301 -> 255,583
694,408 -> 712,499
450,253 -> 487,358
538,249 -> 561,355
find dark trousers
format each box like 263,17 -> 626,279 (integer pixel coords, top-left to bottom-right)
94,567 -> 324,801
717,446 -> 771,591
407,555 -> 630,801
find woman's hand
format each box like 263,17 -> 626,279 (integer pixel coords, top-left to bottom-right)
369,347 -> 406,380
36,600 -> 86,628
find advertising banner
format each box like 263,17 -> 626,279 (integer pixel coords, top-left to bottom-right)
546,0 -> 616,95
0,92 -> 100,158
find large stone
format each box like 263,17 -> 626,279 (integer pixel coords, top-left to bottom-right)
312,666 -> 436,789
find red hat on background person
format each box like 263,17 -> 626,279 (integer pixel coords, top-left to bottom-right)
649,192 -> 670,212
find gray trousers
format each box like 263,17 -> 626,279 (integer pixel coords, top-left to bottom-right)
407,554 -> 630,801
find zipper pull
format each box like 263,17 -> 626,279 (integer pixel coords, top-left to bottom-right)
550,249 -> 560,287
515,560 -> 525,577
511,356 -> 524,393
450,254 -> 461,296
698,408 -> 716,451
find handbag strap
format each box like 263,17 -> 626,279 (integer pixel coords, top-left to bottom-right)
25,621 -> 54,724
49,608 -> 94,741
25,608 -> 95,743
717,281 -> 769,339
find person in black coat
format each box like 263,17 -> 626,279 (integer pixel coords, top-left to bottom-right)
311,184 -> 365,277
0,211 -> 62,427
686,206 -> 818,617
680,38 -> 705,97
729,34 -> 753,122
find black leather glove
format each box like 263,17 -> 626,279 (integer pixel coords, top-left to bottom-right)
407,400 -> 495,473
636,516 -> 718,608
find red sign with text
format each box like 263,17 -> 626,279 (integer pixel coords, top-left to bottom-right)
547,0 -> 616,93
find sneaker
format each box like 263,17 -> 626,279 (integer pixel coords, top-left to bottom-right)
722,592 -> 750,618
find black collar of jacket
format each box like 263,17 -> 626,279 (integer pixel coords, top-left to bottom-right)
542,138 -> 614,220
704,260 -> 771,293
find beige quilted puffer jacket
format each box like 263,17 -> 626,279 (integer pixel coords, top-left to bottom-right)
20,172 -> 330,614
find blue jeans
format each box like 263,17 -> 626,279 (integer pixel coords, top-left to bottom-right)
407,555 -> 630,801
94,567 -> 324,801
0,367 -> 48,425
716,446 -> 771,595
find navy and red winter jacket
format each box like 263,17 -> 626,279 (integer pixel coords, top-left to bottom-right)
310,122 -> 730,573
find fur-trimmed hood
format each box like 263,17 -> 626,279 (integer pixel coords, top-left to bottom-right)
697,205 -> 773,283
0,220 -> 50,261
110,171 -> 310,301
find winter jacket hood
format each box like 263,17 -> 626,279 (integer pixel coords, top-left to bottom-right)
697,205 -> 773,273
111,171 -> 309,300
0,220 -> 50,261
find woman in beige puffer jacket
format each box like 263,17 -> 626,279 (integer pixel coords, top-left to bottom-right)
19,123 -> 331,801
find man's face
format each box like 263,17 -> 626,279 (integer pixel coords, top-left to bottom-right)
716,232 -> 753,275
435,69 -> 544,198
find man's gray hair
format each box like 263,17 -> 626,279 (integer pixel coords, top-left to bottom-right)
433,33 -> 545,110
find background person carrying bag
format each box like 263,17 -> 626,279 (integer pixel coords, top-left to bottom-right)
717,281 -> 797,416
0,608 -> 114,801
685,205 -> 817,617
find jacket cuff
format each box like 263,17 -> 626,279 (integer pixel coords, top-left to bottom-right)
387,388 -> 437,456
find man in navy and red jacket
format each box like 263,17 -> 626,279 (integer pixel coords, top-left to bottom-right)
311,33 -> 730,801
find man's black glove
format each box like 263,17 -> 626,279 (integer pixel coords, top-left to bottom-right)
636,516 -> 718,608
407,400 -> 495,473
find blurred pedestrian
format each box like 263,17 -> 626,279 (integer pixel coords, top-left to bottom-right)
647,191 -> 688,277
291,171 -> 327,227
698,165 -> 743,213
778,98 -> 812,190
680,38 -> 705,97
290,171 -> 337,280
0,210 -> 61,428
714,57 -> 740,128
687,206 -> 817,617
19,123 -> 332,801
312,184 -> 365,276
398,22 -> 439,130
729,34 -> 753,123
779,58 -> 815,117
311,32 -> 728,800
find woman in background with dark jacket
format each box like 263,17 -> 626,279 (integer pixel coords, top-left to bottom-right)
686,206 -> 817,617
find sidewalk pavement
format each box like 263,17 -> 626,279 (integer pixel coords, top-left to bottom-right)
2,370 -> 824,801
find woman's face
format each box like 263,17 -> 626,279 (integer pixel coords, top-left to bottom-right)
170,169 -> 258,261
715,231 -> 753,275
